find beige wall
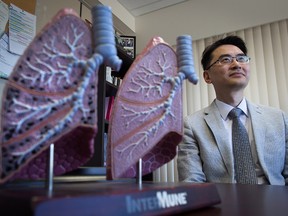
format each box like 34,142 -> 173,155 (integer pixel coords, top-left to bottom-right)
2,0 -> 288,110
35,0 -> 86,32
35,0 -> 288,53
135,0 -> 288,52
35,0 -> 135,36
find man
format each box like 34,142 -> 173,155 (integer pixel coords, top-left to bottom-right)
177,35 -> 288,185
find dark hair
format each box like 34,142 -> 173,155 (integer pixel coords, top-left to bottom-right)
201,35 -> 248,70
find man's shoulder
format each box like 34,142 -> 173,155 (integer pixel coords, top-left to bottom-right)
248,101 -> 284,114
247,101 -> 288,123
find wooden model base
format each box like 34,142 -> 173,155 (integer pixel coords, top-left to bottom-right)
0,179 -> 220,216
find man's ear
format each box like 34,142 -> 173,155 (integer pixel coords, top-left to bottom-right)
203,71 -> 212,84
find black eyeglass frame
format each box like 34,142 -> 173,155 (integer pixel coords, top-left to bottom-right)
206,55 -> 251,70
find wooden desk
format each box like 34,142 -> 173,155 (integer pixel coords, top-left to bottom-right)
0,180 -> 219,216
0,180 -> 287,215
186,183 -> 288,216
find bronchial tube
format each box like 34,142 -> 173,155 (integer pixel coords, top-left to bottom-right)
176,35 -> 198,84
91,5 -> 122,71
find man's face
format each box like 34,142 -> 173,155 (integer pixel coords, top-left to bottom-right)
203,44 -> 250,92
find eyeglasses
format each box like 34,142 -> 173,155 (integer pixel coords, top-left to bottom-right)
206,55 -> 250,70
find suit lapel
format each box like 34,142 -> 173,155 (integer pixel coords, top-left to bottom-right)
203,102 -> 234,176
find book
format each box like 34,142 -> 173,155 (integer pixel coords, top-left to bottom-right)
106,66 -> 113,83
105,96 -> 114,120
104,97 -> 110,119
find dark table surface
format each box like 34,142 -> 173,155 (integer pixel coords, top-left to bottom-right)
183,183 -> 288,216
0,179 -> 287,216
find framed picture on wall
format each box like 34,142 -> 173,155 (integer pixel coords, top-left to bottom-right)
115,35 -> 136,59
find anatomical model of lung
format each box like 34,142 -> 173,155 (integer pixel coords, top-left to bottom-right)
107,36 -> 198,179
0,5 -> 121,184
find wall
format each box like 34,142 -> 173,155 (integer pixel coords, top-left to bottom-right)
2,0 -> 288,118
1,0 -> 288,183
36,0 -> 135,36
83,0 -> 135,35
11,0 -> 288,55
135,0 -> 288,52
35,0 -> 84,32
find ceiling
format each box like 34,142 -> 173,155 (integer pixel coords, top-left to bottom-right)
117,0 -> 189,17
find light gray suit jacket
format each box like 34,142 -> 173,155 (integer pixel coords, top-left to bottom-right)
177,100 -> 288,185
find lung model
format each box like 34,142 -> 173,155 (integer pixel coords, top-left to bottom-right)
107,36 -> 198,179
0,6 -> 121,184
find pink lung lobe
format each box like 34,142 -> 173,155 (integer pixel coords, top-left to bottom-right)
107,39 -> 183,179
0,9 -> 97,183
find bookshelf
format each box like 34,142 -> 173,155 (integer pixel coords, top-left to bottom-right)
76,0 -> 135,173
66,45 -> 134,177
84,48 -> 134,168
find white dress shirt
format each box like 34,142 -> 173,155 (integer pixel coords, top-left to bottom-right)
215,98 -> 268,184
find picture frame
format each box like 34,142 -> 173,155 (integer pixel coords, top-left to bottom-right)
115,35 -> 136,59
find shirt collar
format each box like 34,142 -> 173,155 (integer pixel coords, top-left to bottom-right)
215,98 -> 248,120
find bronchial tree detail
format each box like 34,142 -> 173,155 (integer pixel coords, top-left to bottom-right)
117,50 -> 181,159
107,36 -> 198,179
127,52 -> 171,97
0,5 -> 121,184
4,24 -> 100,162
23,23 -> 87,88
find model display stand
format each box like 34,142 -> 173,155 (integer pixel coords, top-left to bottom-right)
0,149 -> 220,216
0,4 -> 221,215
0,181 -> 220,216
